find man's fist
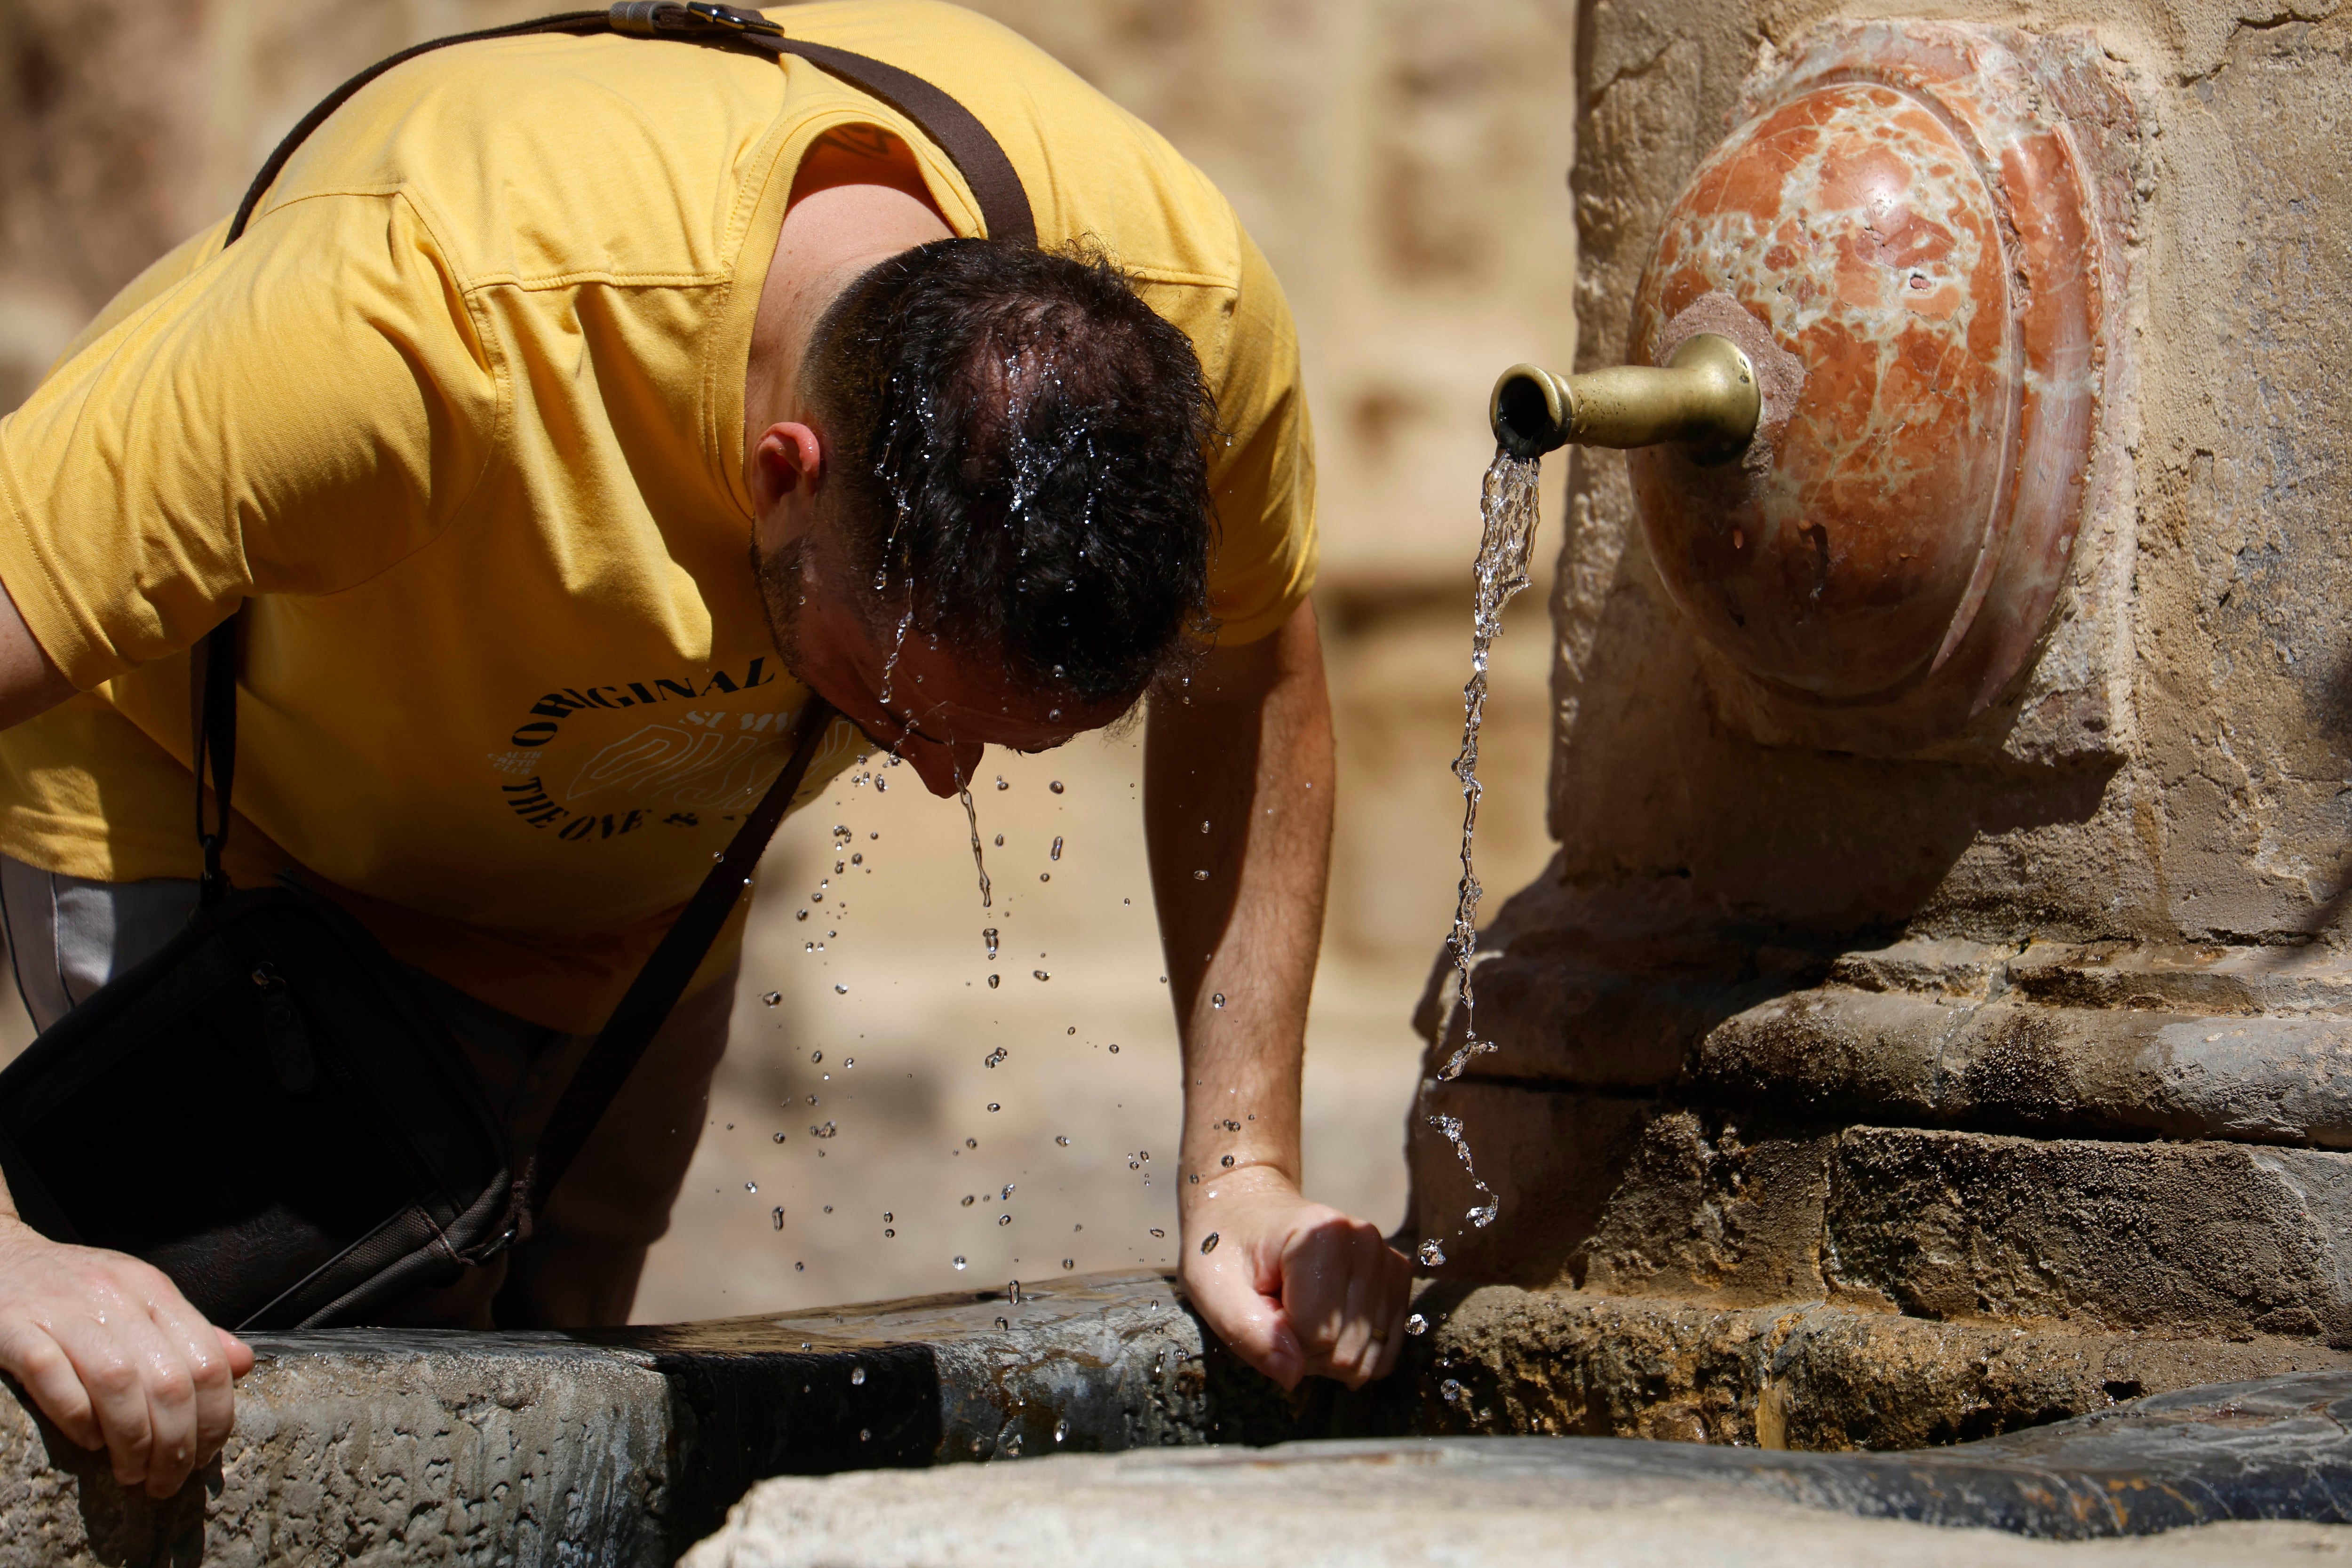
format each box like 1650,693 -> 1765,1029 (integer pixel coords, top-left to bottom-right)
0,1217 -> 252,1497
1178,1166 -> 1414,1390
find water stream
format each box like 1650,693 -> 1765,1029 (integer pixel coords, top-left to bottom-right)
1439,449 -> 1543,1079
1425,447 -> 1544,1240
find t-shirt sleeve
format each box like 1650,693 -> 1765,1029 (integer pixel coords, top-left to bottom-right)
0,191 -> 501,690
1197,224 -> 1318,646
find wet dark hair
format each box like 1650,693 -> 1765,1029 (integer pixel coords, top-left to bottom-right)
802,239 -> 1218,706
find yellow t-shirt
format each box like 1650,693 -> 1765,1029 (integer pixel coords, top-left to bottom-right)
0,0 -> 1317,1033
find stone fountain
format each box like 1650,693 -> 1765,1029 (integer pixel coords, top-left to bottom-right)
1405,4 -> 2352,1454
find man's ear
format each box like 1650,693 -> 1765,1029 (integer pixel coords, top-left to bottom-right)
752,421 -> 826,513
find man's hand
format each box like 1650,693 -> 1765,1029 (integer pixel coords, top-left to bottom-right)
0,1216 -> 252,1496
1180,1163 -> 1412,1389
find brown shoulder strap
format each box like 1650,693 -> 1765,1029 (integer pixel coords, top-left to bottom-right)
232,4 -> 1038,248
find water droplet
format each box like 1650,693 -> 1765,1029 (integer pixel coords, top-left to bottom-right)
1055,1135 -> 1070,1146
995,1317 -> 1010,1330
811,1051 -> 822,1063
1441,1378 -> 1466,1405
1220,1154 -> 1234,1167
1039,872 -> 1050,882
1001,1183 -> 1016,1200
1050,836 -> 1064,861
983,1046 -> 1008,1068
824,1205 -> 833,1213
1150,1228 -> 1164,1239
850,1365 -> 866,1385
994,775 -> 1009,791
1061,1257 -> 1074,1269
859,1428 -> 870,1442
988,1102 -> 1001,1112
1008,1280 -> 1022,1303
987,974 -> 1001,988
772,1131 -> 787,1143
884,1228 -> 895,1237
1108,1043 -> 1120,1053
1192,869 -> 1208,881
762,991 -> 782,1007
745,1181 -> 759,1194
811,1121 -> 838,1139
983,928 -> 1000,960
1065,1026 -> 1076,1035
998,1213 -> 1012,1226
1049,781 -> 1064,794
1406,1313 -> 1429,1337
834,983 -> 847,995
1211,993 -> 1225,1009
771,1206 -> 785,1231
795,910 -> 809,922
851,852 -> 863,865
1200,1232 -> 1219,1255
1200,820 -> 1211,835
1054,1418 -> 1069,1443
883,1212 -> 893,1223
953,1255 -> 967,1269
966,1138 -> 978,1149
795,1261 -> 805,1271
962,1194 -> 976,1207
1418,1239 -> 1447,1268
1033,969 -> 1050,982
843,1057 -> 853,1068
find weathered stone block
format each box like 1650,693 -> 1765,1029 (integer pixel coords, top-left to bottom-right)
1578,1111 -> 1833,1305
1826,1128 -> 2352,1339
1380,1285 -> 2352,1454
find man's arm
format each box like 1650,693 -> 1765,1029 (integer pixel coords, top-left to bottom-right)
1145,600 -> 1412,1389
0,579 -> 250,1497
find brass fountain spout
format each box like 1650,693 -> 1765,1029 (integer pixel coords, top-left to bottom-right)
1490,333 -> 1761,462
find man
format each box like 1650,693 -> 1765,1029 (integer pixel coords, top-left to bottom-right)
0,0 -> 1411,1502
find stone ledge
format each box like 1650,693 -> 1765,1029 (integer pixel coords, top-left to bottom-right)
686,1374 -> 2352,1567
1696,986 -> 2352,1147
0,1271 -> 1299,1568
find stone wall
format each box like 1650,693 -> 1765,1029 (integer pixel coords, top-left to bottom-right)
1409,0 -> 2352,1436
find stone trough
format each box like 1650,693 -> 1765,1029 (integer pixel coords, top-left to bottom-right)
8,1272 -> 2352,1564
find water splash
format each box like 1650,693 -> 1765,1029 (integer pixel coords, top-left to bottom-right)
1428,1111 -> 1499,1229
1438,451 -> 1543,1082
876,600 -> 916,709
957,781 -> 993,911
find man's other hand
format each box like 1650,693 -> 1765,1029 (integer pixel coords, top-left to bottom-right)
1179,1164 -> 1413,1390
0,1217 -> 252,1496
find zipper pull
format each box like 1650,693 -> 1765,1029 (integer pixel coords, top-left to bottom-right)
251,964 -> 318,1094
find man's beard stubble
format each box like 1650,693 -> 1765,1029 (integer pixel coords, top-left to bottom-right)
752,529 -> 811,684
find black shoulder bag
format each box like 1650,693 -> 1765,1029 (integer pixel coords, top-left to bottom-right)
0,2 -> 1036,1333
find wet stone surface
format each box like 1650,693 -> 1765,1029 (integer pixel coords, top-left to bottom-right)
0,1271 -> 1297,1568
686,1374 -> 2352,1566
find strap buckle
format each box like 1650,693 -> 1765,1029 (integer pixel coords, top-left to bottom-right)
609,2 -> 783,38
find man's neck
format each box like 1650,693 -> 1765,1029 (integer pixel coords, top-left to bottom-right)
741,156 -> 955,469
